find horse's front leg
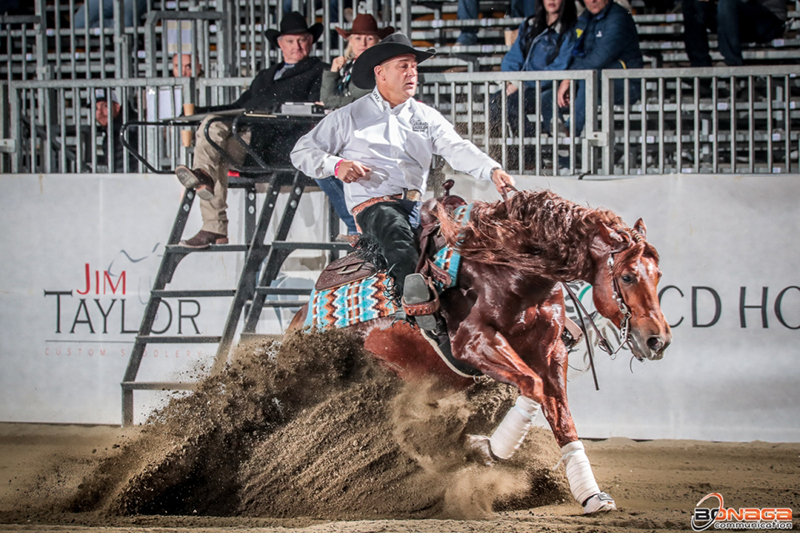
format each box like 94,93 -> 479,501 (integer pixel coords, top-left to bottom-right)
541,344 -> 617,515
451,321 -> 546,462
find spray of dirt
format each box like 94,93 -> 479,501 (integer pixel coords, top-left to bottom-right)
45,329 -> 568,520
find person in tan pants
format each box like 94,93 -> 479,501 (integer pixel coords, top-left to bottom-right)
175,12 -> 327,248
178,118 -> 251,244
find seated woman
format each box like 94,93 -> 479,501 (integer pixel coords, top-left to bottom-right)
490,0 -> 578,138
317,14 -> 393,240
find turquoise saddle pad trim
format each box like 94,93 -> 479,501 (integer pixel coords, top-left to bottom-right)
304,203 -> 472,329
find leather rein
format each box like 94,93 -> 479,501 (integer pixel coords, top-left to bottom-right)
500,185 -> 639,391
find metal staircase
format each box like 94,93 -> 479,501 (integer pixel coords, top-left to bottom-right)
121,170 -> 349,426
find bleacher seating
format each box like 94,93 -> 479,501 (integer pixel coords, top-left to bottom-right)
4,1 -> 800,80
3,0 -> 800,176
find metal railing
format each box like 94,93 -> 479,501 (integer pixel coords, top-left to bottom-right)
7,77 -> 192,174
0,14 -> 44,82
601,65 -> 800,175
196,76 -> 250,108
420,70 -> 597,176
143,9 -> 229,78
7,66 -> 800,177
1,0 -> 230,81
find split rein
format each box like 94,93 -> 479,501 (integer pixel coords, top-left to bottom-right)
499,185 -> 639,391
564,232 -> 645,391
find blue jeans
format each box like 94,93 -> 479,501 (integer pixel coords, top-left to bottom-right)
566,78 -> 641,136
682,0 -> 784,66
315,177 -> 357,235
74,0 -> 148,28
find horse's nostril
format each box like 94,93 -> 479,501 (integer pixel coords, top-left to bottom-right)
647,337 -> 662,351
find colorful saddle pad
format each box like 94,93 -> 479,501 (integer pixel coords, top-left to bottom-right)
304,203 -> 472,330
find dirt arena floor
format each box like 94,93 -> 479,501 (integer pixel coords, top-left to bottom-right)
1,331 -> 798,533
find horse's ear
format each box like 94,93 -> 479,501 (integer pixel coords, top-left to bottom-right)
596,222 -> 627,248
633,218 -> 647,240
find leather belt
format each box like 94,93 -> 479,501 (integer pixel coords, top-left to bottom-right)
351,189 -> 422,218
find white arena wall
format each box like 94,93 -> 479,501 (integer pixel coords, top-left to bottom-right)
1,172 -> 798,443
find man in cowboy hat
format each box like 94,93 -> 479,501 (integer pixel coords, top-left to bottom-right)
292,33 -> 515,338
175,12 -> 328,248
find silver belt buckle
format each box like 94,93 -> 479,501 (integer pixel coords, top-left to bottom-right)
402,188 -> 422,202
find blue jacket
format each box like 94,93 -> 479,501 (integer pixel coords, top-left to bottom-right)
568,1 -> 643,72
502,18 -> 576,80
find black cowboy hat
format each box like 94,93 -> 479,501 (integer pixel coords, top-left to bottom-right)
265,11 -> 324,48
351,33 -> 434,90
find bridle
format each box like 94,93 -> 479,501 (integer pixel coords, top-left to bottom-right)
498,185 -> 642,387
563,228 -> 643,390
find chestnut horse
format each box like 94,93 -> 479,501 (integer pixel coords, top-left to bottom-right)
290,189 -> 672,514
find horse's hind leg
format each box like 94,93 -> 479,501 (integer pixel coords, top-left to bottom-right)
541,355 -> 616,515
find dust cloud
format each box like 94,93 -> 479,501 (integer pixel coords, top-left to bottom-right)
30,329 -> 569,520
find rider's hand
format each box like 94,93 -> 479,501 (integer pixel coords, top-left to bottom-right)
491,168 -> 515,194
557,79 -> 571,108
331,56 -> 347,72
336,160 -> 371,183
506,82 -> 519,96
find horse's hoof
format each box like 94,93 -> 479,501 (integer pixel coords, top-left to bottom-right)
583,492 -> 617,514
466,434 -> 497,466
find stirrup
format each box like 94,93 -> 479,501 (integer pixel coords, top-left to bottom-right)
402,273 -> 439,331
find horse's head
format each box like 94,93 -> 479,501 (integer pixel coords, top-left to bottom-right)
589,218 -> 672,361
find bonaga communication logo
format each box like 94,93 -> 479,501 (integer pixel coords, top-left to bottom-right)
691,493 -> 793,531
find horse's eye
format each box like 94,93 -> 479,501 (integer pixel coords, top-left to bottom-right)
621,274 -> 634,284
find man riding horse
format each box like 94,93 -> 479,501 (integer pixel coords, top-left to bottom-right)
292,33 -> 663,516
291,33 -> 516,346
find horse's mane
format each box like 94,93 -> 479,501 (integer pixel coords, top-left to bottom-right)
437,189 -> 659,281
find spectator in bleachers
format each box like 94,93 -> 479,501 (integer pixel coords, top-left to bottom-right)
317,14 -> 393,239
556,0 -> 643,135
94,89 -> 138,172
489,0 -> 578,138
322,15 -> 392,109
456,0 -> 537,46
174,12 -> 328,249
74,0 -> 148,29
173,53 -> 203,78
682,0 -> 786,66
145,54 -> 203,123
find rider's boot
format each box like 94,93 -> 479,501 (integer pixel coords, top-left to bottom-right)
403,273 -> 480,377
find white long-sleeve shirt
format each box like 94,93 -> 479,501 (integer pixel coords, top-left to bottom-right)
291,87 -> 501,212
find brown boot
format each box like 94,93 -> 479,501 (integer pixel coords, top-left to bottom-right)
180,230 -> 228,249
176,165 -> 215,201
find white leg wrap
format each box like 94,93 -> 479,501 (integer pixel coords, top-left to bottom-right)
489,396 -> 541,460
560,441 -> 601,506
